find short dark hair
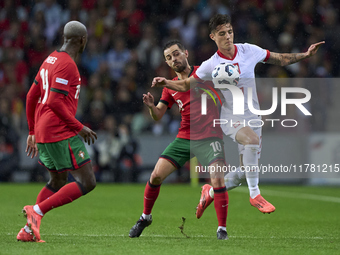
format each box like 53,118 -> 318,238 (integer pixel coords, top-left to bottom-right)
209,14 -> 232,33
163,40 -> 186,52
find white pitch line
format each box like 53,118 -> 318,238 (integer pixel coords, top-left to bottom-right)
232,187 -> 340,203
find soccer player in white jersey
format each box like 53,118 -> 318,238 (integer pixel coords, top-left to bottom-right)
152,14 -> 324,215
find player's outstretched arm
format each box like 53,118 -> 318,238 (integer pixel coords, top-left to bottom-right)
266,41 -> 325,66
143,92 -> 167,121
151,76 -> 198,92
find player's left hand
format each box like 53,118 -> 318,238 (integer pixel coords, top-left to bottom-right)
143,92 -> 155,107
79,125 -> 98,145
306,41 -> 325,56
151,77 -> 167,88
26,135 -> 38,159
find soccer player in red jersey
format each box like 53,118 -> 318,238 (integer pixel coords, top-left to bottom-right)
17,21 -> 97,242
129,40 -> 229,240
152,14 -> 324,217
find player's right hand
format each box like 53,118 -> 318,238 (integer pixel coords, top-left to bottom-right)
26,135 -> 38,159
78,126 -> 97,145
151,77 -> 167,87
143,92 -> 154,107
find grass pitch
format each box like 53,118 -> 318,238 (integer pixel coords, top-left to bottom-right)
1,183 -> 339,255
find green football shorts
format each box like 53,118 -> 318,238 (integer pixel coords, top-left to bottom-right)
37,135 -> 91,172
160,137 -> 225,168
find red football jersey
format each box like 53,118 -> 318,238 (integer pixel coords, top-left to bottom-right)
160,66 -> 223,140
27,50 -> 83,143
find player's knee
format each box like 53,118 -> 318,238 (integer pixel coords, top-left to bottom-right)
79,176 -> 96,194
150,172 -> 163,185
244,135 -> 259,145
49,178 -> 67,190
86,178 -> 96,193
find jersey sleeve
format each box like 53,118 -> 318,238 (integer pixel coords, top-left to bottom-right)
159,88 -> 175,109
50,62 -> 78,95
246,43 -> 270,63
194,59 -> 214,81
26,80 -> 41,135
46,90 -> 83,132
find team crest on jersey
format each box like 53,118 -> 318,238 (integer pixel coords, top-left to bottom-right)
78,151 -> 85,159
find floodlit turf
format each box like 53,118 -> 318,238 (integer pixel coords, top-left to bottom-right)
1,183 -> 339,255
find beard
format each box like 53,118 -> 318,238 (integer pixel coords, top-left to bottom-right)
173,63 -> 186,73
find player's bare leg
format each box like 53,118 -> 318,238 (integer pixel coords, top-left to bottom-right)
22,163 -> 96,242
129,158 -> 177,238
209,160 -> 229,240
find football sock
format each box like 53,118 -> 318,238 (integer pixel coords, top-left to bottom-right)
217,226 -> 227,232
213,186 -> 228,228
243,145 -> 260,199
209,187 -> 214,199
224,166 -> 245,190
142,213 -> 151,221
25,184 -> 57,227
24,225 -> 31,234
36,184 -> 58,203
143,181 -> 161,215
36,182 -> 83,215
33,205 -> 44,216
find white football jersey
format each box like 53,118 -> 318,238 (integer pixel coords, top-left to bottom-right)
194,43 -> 270,121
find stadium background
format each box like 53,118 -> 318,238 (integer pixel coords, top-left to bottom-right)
0,0 -> 339,185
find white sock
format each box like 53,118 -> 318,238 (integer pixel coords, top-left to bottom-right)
217,226 -> 226,232
243,145 -> 260,199
142,213 -> 151,220
209,187 -> 214,199
24,225 -> 32,233
33,205 -> 44,216
224,167 -> 245,190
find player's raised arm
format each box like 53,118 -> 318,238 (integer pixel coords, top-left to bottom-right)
143,92 -> 167,121
266,41 -> 325,66
151,76 -> 198,92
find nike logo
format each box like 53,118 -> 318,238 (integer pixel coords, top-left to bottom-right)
222,204 -> 228,207
144,196 -> 153,201
214,153 -> 220,157
172,92 -> 178,96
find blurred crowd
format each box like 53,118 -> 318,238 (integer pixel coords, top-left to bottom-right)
0,0 -> 338,181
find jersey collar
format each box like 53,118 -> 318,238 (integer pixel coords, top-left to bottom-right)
217,45 -> 237,60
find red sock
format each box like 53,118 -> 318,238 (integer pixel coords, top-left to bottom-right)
37,182 -> 83,215
143,181 -> 161,215
25,185 -> 57,227
36,185 -> 57,203
213,186 -> 229,227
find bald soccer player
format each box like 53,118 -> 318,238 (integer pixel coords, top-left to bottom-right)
17,21 -> 97,243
